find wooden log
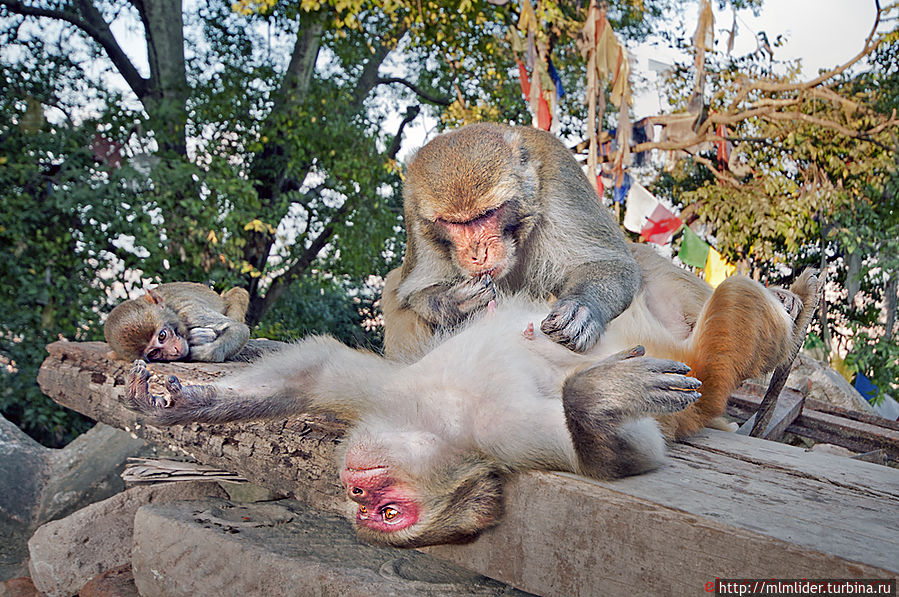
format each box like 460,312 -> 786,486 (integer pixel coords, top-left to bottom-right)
36,341 -> 348,514
38,341 -> 899,596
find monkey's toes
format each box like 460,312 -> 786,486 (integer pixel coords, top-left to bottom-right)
770,288 -> 802,321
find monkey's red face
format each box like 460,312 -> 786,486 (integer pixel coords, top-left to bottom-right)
145,325 -> 189,361
436,204 -> 513,279
340,465 -> 421,534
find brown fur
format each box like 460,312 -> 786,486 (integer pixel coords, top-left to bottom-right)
394,122 -> 641,354
104,282 -> 250,362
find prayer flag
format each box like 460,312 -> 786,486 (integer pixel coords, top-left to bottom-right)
640,203 -> 682,245
704,247 -> 735,287
612,171 -> 631,205
623,182 -> 659,233
677,226 -> 710,268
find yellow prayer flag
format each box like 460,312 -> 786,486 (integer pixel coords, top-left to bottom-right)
704,247 -> 735,288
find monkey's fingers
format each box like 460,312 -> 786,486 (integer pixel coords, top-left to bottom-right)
453,275 -> 496,314
638,357 -> 693,376
126,360 -> 169,412
540,299 -> 603,353
644,373 -> 702,414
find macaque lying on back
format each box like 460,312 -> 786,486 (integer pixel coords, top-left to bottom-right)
124,266 -> 819,547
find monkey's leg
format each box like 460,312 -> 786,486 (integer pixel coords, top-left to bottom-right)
189,327 -> 217,345
125,360 -> 310,426
562,347 -> 701,479
221,287 -> 250,322
661,275 -> 805,440
188,315 -> 250,362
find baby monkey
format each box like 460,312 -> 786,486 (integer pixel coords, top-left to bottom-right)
104,282 -> 250,363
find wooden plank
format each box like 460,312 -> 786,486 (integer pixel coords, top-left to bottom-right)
38,341 -> 899,597
728,387 -> 899,460
737,390 -> 805,440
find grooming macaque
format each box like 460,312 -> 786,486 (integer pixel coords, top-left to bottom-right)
385,122 -> 641,357
105,282 -> 250,363
124,259 -> 819,547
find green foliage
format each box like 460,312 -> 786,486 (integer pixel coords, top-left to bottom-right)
255,275 -> 382,349
653,8 -> 899,396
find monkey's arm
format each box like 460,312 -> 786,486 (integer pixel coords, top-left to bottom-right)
541,257 -> 642,352
125,337 -> 390,425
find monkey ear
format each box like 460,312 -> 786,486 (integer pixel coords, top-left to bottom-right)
144,289 -> 165,306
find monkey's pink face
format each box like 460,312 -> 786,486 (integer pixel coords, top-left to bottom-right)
145,325 -> 189,361
340,464 -> 421,534
436,205 -> 512,279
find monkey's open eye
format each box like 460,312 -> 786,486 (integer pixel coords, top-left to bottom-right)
358,505 -> 367,514
157,329 -> 168,343
382,506 -> 399,521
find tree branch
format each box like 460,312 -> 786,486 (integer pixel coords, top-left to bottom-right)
375,77 -> 452,106
1,0 -> 150,98
386,105 -> 421,159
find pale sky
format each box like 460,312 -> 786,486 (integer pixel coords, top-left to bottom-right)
631,0 -> 878,118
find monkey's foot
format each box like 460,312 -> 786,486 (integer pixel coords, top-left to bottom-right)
124,360 -> 217,425
564,347 -> 702,419
770,269 -> 821,322
769,288 -> 803,321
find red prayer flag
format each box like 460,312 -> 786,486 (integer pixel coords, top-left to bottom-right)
537,94 -> 551,130
640,203 -> 682,245
517,61 -> 530,97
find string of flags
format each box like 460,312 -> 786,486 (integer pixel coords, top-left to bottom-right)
622,179 -> 736,287
504,1 -> 736,287
509,0 -> 563,132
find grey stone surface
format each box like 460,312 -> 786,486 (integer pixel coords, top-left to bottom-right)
0,417 -> 48,581
28,482 -> 227,597
0,417 -> 152,582
790,354 -> 875,413
132,499 -> 531,597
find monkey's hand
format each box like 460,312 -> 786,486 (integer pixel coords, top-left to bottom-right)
125,360 -> 218,426
417,276 -> 496,327
540,296 -> 607,353
189,327 -> 218,345
564,346 -> 702,419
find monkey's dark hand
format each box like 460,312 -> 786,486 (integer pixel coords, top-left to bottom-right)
125,360 -> 217,425
540,296 -> 607,353
563,346 -> 702,419
422,275 -> 496,327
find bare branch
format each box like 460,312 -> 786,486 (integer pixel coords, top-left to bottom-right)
1,0 -> 150,98
376,77 -> 452,106
386,105 -> 421,159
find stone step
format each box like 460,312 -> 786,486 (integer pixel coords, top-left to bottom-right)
131,498 -> 531,597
